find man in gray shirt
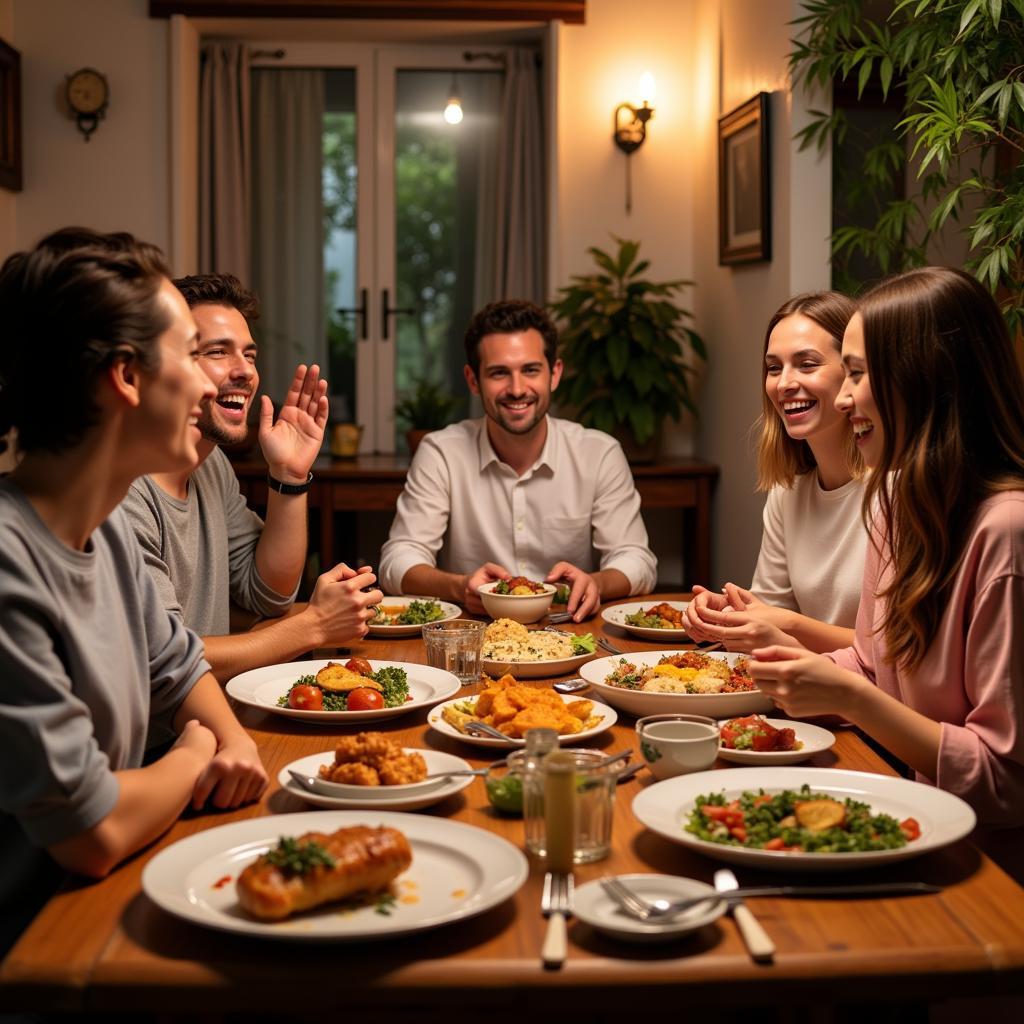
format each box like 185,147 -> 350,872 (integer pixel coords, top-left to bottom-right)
121,274 -> 381,682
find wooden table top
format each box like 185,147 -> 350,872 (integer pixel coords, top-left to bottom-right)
3,596 -> 1024,1014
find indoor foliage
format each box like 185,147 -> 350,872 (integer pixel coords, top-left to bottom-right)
550,238 -> 706,446
790,0 -> 1024,330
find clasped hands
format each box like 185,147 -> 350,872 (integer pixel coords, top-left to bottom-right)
463,560 -> 599,621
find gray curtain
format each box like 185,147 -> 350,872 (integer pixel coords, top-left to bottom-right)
249,69 -> 326,405
489,48 -> 546,305
199,42 -> 250,280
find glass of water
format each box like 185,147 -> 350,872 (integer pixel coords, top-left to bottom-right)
422,619 -> 485,686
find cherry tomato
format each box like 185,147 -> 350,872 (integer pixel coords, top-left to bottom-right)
900,817 -> 921,842
287,684 -> 323,711
347,687 -> 384,711
345,656 -> 374,677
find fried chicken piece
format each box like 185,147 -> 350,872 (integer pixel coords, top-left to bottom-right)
646,602 -> 685,627
322,762 -> 381,786
316,662 -> 383,693
331,731 -> 403,767
377,752 -> 428,786
566,699 -> 594,720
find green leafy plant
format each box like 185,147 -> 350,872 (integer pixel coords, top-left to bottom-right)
790,0 -> 1024,331
394,377 -> 459,431
549,238 -> 707,446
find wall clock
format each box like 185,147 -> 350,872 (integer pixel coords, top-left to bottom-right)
66,67 -> 109,141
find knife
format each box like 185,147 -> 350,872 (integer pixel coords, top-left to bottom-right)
715,867 -> 775,962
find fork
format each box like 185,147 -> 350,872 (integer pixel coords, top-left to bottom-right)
541,871 -> 573,969
596,635 -> 624,656
548,611 -> 573,624
464,720 -> 510,741
601,875 -> 724,921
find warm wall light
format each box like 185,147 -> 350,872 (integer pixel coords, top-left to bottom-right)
443,76 -> 463,124
613,73 -> 656,154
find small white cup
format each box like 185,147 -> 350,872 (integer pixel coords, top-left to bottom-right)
636,714 -> 719,781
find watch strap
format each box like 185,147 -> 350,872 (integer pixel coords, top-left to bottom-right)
266,471 -> 313,495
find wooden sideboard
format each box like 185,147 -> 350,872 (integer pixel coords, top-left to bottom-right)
229,454 -> 720,586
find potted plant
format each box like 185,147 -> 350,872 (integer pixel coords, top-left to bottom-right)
550,237 -> 707,461
394,377 -> 459,455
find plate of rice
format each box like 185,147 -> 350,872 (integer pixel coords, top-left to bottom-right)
480,618 -> 597,679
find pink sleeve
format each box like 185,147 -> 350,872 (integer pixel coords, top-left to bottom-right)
936,573 -> 1024,828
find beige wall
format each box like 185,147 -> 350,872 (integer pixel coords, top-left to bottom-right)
0,0 -> 14,258
688,0 -> 831,588
3,0 -> 169,258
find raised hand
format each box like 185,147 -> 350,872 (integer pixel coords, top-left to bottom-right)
464,562 -> 511,615
545,561 -> 600,621
259,363 -> 329,483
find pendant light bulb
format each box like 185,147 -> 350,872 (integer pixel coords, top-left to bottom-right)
444,75 -> 463,124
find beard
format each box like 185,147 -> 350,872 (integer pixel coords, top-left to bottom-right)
485,393 -> 549,436
197,400 -> 252,446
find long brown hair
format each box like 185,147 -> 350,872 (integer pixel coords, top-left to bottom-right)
860,266 -> 1024,670
755,291 -> 860,490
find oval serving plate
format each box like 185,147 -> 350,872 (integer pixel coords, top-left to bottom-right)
579,650 -> 773,718
225,659 -> 460,724
601,601 -> 691,642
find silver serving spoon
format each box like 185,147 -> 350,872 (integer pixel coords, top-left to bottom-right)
288,767 -> 487,796
552,677 -> 589,694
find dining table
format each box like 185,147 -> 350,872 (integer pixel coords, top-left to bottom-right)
2,595 -> 1024,1018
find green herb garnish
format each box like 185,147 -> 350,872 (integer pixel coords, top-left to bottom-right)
396,599 -> 443,625
570,632 -> 596,655
494,580 -> 511,595
264,836 -> 336,876
373,666 -> 410,707
374,891 -> 398,916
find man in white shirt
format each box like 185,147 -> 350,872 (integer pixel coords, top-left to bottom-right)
379,300 -> 657,621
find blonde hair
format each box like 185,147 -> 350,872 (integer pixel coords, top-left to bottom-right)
755,292 -> 861,491
859,266 -> 1024,671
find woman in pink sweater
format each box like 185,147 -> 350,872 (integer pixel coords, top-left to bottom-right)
749,266 -> 1024,865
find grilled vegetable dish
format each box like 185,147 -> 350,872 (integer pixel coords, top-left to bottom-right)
604,651 -> 756,694
624,602 -> 686,629
494,576 -> 548,595
278,659 -> 410,712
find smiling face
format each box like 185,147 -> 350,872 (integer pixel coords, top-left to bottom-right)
764,313 -> 848,448
136,279 -> 216,472
190,302 -> 259,446
836,313 -> 883,468
464,328 -> 563,438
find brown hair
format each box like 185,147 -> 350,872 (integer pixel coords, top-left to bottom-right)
755,291 -> 860,490
173,272 -> 260,323
0,227 -> 170,454
860,266 -> 1024,670
463,299 -> 558,375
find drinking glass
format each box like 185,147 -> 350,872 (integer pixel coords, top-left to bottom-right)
521,746 -> 617,864
422,619 -> 485,685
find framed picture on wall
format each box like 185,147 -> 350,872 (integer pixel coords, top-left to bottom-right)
718,92 -> 770,265
0,37 -> 22,192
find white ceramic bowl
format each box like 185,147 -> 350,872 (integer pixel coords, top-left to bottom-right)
478,581 -> 556,624
636,714 -> 720,780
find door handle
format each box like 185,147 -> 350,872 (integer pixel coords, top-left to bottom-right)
335,287 -> 368,340
381,288 -> 415,341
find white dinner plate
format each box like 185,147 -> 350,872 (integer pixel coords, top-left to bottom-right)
632,767 -> 976,872
367,598 -> 462,637
225,659 -> 460,724
279,748 -> 475,810
427,693 -> 617,749
481,650 -> 595,680
573,874 -> 726,943
142,810 -> 528,940
601,601 -> 691,642
716,717 -> 835,766
579,650 -> 774,718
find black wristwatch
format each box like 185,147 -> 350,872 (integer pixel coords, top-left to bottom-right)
266,471 -> 313,495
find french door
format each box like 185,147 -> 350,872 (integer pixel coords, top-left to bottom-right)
250,44 -> 506,453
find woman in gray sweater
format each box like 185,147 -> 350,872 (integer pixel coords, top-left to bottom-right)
0,229 -> 267,944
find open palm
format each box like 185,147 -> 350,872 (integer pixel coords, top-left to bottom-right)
259,364 -> 329,480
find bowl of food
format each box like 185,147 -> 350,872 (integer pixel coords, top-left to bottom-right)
483,756 -> 523,815
478,577 -> 556,624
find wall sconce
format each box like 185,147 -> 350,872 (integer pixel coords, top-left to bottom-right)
613,72 -> 656,154
614,73 -> 655,213
443,75 -> 463,125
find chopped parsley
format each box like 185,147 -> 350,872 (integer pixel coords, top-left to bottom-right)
264,836 -> 336,876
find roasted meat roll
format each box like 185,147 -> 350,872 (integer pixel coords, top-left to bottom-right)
237,825 -> 413,921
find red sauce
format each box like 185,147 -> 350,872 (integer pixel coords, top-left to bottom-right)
212,874 -> 233,890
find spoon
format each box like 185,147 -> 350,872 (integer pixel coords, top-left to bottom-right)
288,767 -> 487,795
552,677 -> 589,694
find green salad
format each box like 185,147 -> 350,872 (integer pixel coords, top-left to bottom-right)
685,784 -> 920,853
625,612 -> 671,628
277,666 -> 410,712
371,599 -> 444,626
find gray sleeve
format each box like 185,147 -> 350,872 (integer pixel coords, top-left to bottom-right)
0,559 -> 119,847
212,450 -> 297,619
119,480 -> 184,619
